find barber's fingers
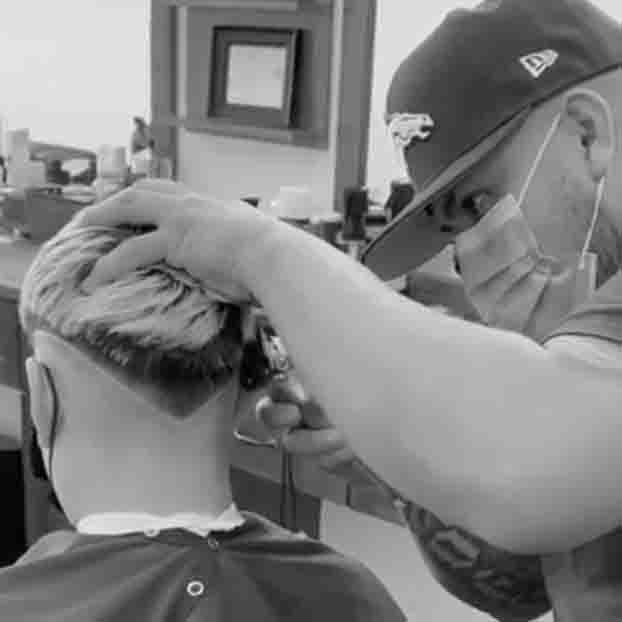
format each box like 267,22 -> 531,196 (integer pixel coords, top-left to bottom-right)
81,229 -> 171,292
256,398 -> 302,431
75,187 -> 182,229
255,393 -> 341,453
281,427 -> 347,457
256,390 -> 355,470
268,377 -> 330,430
315,445 -> 356,471
268,376 -> 306,406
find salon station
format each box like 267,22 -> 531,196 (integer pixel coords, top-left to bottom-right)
0,2 -> 483,620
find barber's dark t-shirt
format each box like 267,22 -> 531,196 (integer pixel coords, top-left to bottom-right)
541,269 -> 622,621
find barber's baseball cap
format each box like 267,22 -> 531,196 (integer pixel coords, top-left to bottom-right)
362,0 -> 622,280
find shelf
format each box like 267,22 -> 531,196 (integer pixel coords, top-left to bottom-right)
183,117 -> 328,148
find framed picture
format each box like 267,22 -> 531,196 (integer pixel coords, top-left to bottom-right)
209,27 -> 300,129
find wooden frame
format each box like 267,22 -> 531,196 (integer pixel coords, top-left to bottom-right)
332,0 -> 377,211
183,1 -> 333,147
150,1 -> 179,177
209,27 -> 300,129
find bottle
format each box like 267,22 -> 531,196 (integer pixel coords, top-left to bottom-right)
385,179 -> 414,221
340,187 -> 368,260
131,139 -> 156,178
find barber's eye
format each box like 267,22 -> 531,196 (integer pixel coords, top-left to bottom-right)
461,192 -> 491,217
462,195 -> 474,209
461,194 -> 478,213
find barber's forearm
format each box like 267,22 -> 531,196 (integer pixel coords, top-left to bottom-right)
240,224 -> 415,460
240,225 -> 622,552
241,229 -> 511,507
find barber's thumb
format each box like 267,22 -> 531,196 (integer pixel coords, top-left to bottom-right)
268,375 -> 306,405
256,397 -> 301,431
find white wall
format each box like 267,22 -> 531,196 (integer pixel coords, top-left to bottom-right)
0,0 -> 149,152
176,4 -> 342,211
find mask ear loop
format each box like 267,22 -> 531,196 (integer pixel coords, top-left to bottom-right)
517,113 -> 562,208
579,175 -> 606,270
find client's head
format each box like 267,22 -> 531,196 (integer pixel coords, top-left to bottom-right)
19,224 -> 250,521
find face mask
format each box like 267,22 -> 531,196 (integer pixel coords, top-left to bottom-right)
454,113 -> 605,342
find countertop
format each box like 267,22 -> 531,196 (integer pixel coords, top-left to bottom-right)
0,236 -> 40,301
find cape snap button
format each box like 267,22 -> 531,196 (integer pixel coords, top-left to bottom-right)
187,580 -> 205,597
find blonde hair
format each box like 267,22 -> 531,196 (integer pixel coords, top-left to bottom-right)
19,225 -> 243,387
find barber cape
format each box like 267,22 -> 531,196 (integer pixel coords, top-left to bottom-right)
0,512 -> 405,622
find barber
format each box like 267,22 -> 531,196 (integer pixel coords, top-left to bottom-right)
77,1 -> 622,619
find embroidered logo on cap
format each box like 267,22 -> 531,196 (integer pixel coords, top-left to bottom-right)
474,0 -> 502,12
519,50 -> 559,78
387,113 -> 435,150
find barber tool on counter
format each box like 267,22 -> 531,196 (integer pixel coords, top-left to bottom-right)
264,186 -> 344,247
339,187 -> 368,260
385,179 -> 415,221
267,186 -> 317,226
93,146 -> 129,201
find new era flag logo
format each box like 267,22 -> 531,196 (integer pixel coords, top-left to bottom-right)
519,49 -> 559,78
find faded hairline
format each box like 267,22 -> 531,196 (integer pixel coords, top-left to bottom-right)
19,225 -> 244,392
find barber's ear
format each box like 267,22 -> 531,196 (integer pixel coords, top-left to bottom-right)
25,357 -> 56,449
562,88 -> 616,181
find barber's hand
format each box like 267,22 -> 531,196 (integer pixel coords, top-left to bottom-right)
76,179 -> 279,302
257,375 -> 356,473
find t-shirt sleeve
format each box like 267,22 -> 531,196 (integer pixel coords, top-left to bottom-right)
545,335 -> 622,369
545,269 -> 622,344
404,502 -> 550,621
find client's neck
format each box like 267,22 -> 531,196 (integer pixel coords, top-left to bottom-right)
55,387 -> 238,523
67,430 -> 235,521
35,332 -> 241,522
110,438 -> 234,518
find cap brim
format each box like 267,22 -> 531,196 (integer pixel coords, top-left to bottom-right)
362,110 -> 530,280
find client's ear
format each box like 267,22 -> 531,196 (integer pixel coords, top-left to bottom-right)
25,357 -> 57,449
